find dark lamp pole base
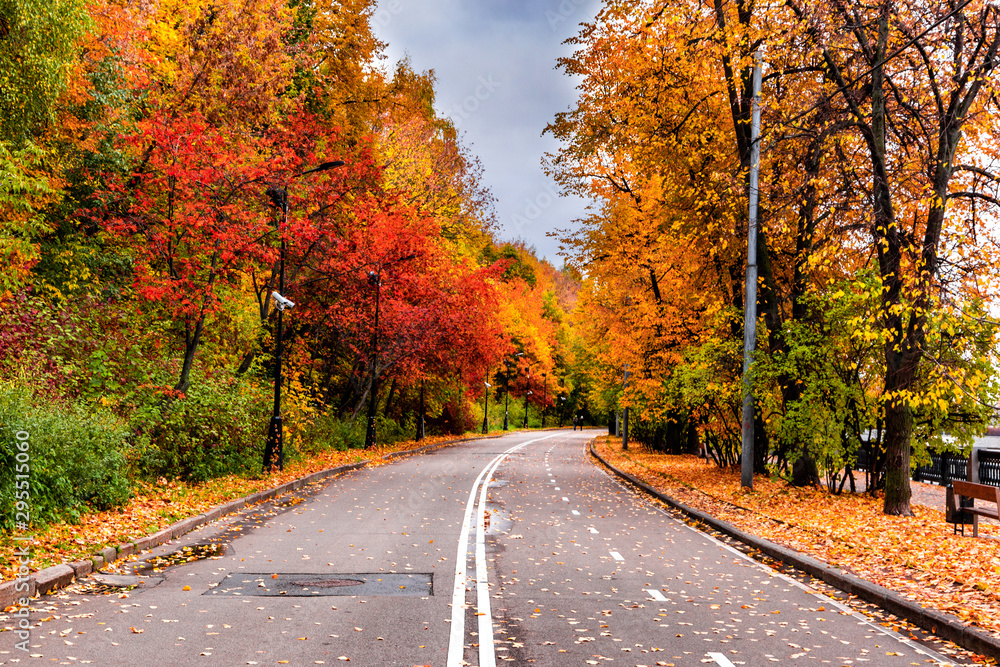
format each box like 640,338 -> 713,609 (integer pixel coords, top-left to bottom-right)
263,415 -> 284,472
364,417 -> 377,449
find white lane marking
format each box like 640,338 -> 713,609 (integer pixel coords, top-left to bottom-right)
571,510 -> 580,515
447,455 -> 503,665
562,496 -> 569,502
476,454 -> 507,667
645,588 -> 666,601
446,434 -> 559,667
610,551 -> 624,561
554,486 -> 560,490
588,527 -> 599,534
707,653 -> 736,667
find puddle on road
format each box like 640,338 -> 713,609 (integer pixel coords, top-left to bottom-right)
64,576 -> 140,596
134,542 -> 227,574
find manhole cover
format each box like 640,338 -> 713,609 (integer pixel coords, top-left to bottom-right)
290,578 -> 363,588
205,573 -> 433,597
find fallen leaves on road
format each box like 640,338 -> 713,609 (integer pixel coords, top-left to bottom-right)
595,437 -> 1000,638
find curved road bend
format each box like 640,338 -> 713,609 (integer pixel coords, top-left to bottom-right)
4,430 -> 955,666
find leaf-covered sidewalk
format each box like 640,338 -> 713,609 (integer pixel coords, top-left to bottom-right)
0,434 -> 466,583
593,437 -> 1000,639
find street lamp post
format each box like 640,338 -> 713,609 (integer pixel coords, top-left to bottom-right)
541,373 -> 547,428
416,379 -> 426,441
622,296 -> 632,452
503,368 -> 510,431
263,160 -> 344,473
622,361 -> 630,451
523,370 -> 531,428
482,370 -> 491,434
364,253 -> 417,450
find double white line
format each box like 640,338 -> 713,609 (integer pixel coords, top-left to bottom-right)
446,434 -> 558,667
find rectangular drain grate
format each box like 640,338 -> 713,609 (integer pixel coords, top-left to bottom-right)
205,572 -> 433,597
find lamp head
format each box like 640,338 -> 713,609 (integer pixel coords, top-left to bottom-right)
301,160 -> 346,175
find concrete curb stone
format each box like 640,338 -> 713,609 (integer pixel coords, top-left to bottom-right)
589,441 -> 1000,661
1,430 -> 510,609
218,499 -> 244,516
33,565 -> 74,595
0,579 -> 32,609
147,528 -> 172,548
69,560 -> 92,578
170,517 -> 197,540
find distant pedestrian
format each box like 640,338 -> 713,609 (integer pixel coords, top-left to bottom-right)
572,415 -> 578,431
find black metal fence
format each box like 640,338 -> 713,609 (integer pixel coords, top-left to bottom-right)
980,450 -> 1000,486
913,453 -> 969,485
912,449 -> 1000,487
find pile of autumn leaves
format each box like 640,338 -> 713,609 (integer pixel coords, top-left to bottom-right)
594,438 -> 1000,639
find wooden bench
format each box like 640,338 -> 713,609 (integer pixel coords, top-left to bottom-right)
950,480 -> 1000,537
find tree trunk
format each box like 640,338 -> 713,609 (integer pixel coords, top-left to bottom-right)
383,376 -> 399,417
174,315 -> 205,393
882,395 -> 914,515
867,1 -> 913,516
235,350 -> 256,376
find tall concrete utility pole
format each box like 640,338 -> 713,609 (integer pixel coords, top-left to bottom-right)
741,50 -> 762,490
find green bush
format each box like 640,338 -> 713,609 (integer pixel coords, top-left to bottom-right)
374,413 -> 413,446
297,411 -> 365,454
297,412 -> 413,456
131,377 -> 269,483
0,383 -> 132,531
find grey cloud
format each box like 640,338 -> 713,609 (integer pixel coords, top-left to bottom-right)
374,0 -> 600,261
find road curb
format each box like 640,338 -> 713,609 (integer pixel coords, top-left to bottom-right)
1,431 -> 511,610
589,441 -> 1000,661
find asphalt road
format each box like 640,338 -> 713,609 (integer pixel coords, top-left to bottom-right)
1,430 -> 957,666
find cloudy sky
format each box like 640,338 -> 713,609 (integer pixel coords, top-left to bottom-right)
371,0 -> 602,262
